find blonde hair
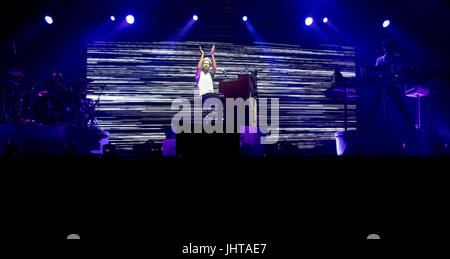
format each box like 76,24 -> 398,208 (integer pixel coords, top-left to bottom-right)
203,58 -> 212,65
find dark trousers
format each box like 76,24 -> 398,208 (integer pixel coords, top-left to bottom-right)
201,93 -> 226,124
201,93 -> 225,104
366,85 -> 415,129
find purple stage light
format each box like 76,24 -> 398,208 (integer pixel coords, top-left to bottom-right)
126,15 -> 135,24
323,17 -> 328,23
110,16 -> 116,21
44,15 -> 53,24
305,17 -> 313,26
243,16 -> 248,22
383,19 -> 390,28
193,15 -> 198,21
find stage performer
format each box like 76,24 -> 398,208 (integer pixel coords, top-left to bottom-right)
195,45 -> 218,101
365,38 -> 416,129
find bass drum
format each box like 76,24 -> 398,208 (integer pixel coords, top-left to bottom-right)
32,95 -> 67,125
56,89 -> 73,106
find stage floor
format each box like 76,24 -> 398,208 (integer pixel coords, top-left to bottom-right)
0,124 -> 107,155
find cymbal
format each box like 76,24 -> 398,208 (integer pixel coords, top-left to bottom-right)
6,69 -> 25,77
325,87 -> 360,99
11,81 -> 24,87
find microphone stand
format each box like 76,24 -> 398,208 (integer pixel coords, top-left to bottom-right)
221,69 -> 229,79
88,85 -> 105,129
250,69 -> 260,97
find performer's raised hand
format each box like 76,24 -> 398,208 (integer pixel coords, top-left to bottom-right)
211,45 -> 215,56
199,46 -> 204,56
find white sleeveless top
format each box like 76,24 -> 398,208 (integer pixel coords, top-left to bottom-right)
197,71 -> 214,96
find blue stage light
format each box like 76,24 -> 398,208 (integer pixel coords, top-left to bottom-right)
44,15 -> 53,24
383,19 -> 390,28
126,15 -> 135,24
323,17 -> 328,23
193,15 -> 198,21
243,16 -> 248,22
305,17 -> 313,26
110,16 -> 116,21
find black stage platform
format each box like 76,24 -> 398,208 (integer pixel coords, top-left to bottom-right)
0,124 -> 106,155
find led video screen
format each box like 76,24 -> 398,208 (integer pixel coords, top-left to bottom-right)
86,41 -> 356,150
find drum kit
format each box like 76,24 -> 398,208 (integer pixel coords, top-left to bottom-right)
0,68 -> 97,127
